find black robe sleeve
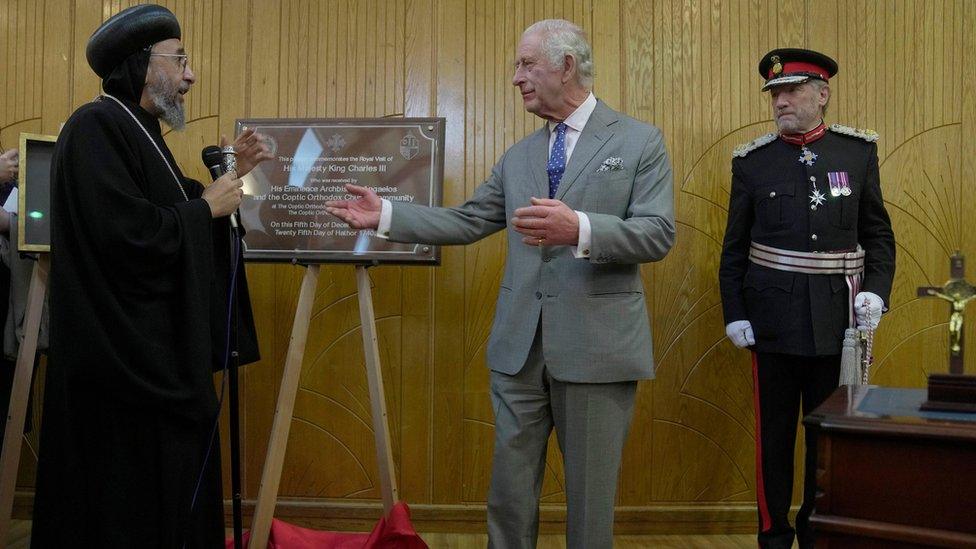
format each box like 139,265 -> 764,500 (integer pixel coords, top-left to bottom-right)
184,179 -> 261,371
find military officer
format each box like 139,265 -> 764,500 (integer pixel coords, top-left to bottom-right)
718,48 -> 896,549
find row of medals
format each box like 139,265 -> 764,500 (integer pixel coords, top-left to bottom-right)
800,145 -> 849,211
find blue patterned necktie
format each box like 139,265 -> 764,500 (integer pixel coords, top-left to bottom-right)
547,122 -> 568,199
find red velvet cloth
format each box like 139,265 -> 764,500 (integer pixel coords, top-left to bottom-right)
226,502 -> 427,548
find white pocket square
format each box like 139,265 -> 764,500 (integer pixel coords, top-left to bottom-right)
596,156 -> 624,172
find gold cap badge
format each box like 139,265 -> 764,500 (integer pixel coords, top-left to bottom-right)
771,55 -> 782,75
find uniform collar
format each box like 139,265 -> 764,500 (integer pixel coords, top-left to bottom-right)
780,121 -> 826,146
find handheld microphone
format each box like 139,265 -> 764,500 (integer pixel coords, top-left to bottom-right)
201,145 -> 239,229
221,145 -> 237,175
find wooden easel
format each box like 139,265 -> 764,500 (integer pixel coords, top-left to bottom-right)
248,264 -> 398,548
0,253 -> 48,548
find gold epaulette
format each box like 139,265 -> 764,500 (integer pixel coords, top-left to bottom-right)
828,124 -> 880,142
732,132 -> 777,158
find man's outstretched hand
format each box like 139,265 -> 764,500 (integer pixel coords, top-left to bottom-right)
325,184 -> 382,229
224,128 -> 273,178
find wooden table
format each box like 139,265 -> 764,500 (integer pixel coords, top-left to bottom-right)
804,386 -> 976,548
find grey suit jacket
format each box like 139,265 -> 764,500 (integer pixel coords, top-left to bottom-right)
389,101 -> 674,383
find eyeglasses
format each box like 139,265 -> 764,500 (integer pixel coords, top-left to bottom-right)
149,52 -> 189,71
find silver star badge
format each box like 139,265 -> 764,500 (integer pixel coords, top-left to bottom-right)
809,188 -> 826,207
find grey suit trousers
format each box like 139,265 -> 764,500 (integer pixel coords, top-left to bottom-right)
487,326 -> 637,549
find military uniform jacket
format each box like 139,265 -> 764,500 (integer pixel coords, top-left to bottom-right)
719,127 -> 895,356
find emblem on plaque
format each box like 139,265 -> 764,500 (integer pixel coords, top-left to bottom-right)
326,133 -> 346,153
400,132 -> 420,160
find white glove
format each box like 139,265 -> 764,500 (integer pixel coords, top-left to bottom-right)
854,291 -> 884,329
725,320 -> 755,348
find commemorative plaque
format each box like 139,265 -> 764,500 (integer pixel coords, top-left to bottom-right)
235,118 -> 445,264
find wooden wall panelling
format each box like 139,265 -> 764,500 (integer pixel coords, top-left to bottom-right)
239,0 -> 418,509
634,0 -> 805,510
5,0 -> 973,534
430,0 -> 467,507
0,0 -> 43,147
214,0 -> 252,500
457,0 -> 507,505
41,0 -> 73,134
7,0 -> 78,495
621,0 -> 657,506
961,0 -> 976,373
162,0 -> 220,192
400,0 -> 436,507
276,0 -> 349,501
3,0 -> 50,493
68,1 -> 108,107
591,0 -> 621,110
238,0 -> 283,503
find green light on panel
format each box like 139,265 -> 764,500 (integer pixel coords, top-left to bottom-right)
28,211 -> 43,219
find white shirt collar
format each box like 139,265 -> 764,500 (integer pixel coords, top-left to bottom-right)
548,92 -> 597,133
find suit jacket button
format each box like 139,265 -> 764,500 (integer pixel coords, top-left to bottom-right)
769,191 -> 776,198
811,234 -> 818,240
535,291 -> 542,299
543,256 -> 552,262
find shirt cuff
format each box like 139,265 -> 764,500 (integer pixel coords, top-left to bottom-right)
573,211 -> 591,258
2,187 -> 17,213
377,199 -> 392,239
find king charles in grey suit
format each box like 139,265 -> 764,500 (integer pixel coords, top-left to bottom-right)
327,19 -> 674,549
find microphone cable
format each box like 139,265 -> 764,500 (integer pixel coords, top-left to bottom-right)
184,221 -> 242,548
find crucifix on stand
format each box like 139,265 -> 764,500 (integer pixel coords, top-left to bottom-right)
917,251 -> 976,412
917,252 -> 976,374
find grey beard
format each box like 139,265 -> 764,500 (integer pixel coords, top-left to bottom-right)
152,94 -> 185,130
148,77 -> 186,131
775,118 -> 798,133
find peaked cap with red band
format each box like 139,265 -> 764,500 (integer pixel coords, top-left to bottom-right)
758,48 -> 838,91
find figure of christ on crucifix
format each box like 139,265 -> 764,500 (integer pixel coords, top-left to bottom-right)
918,252 -> 976,375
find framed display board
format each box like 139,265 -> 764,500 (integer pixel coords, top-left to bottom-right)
235,118 -> 445,264
17,133 -> 57,253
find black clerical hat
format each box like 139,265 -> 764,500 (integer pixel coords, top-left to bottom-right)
86,4 -> 181,79
758,48 -> 838,91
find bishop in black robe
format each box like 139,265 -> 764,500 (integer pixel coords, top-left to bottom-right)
32,5 -> 260,547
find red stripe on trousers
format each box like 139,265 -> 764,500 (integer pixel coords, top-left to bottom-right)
752,352 -> 772,533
